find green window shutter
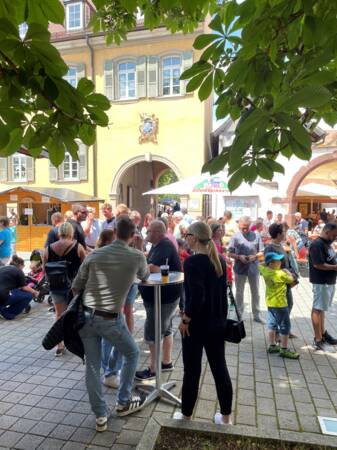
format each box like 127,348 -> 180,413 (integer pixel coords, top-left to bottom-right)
26,156 -> 34,182
49,161 -> 58,182
136,56 -> 147,98
181,50 -> 193,94
58,163 -> 64,182
114,61 -> 120,101
79,143 -> 88,181
0,157 -> 7,182
7,157 -> 13,182
76,63 -> 86,83
104,60 -> 114,101
147,56 -> 159,97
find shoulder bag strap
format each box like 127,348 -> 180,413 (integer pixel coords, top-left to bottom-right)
62,242 -> 75,258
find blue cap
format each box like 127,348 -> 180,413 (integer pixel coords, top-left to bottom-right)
265,252 -> 284,265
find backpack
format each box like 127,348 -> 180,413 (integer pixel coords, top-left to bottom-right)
45,243 -> 73,291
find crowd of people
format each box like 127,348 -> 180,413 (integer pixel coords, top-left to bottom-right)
0,202 -> 337,432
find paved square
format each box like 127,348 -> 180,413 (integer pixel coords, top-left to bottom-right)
1,273 -> 337,449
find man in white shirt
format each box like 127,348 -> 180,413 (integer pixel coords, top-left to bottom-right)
82,207 -> 102,249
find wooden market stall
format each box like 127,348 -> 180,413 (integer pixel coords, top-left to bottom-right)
0,187 -> 103,252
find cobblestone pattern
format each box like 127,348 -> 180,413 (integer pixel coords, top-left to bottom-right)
0,266 -> 337,449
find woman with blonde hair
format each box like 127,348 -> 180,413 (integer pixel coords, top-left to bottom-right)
44,221 -> 86,356
174,221 -> 233,425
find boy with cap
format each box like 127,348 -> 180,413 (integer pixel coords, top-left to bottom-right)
259,252 -> 300,359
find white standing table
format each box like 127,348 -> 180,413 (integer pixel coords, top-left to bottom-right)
137,272 -> 184,406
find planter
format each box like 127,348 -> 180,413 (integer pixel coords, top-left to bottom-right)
137,418 -> 337,450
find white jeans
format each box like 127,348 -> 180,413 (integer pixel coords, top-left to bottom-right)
234,272 -> 261,318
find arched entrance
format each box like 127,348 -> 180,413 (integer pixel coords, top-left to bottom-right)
287,151 -> 337,221
109,154 -> 182,215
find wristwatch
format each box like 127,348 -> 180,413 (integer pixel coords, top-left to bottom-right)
182,319 -> 190,325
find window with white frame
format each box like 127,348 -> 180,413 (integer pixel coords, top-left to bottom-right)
12,154 -> 27,181
66,2 -> 83,31
19,22 -> 28,39
118,61 -> 136,99
63,152 -> 79,180
162,56 -> 181,96
64,67 -> 77,87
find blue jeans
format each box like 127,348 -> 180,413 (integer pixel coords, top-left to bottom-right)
101,339 -> 123,377
79,312 -> 139,417
0,289 -> 32,320
101,284 -> 139,377
267,307 -> 291,336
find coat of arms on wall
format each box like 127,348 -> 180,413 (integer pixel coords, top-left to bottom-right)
139,113 -> 159,144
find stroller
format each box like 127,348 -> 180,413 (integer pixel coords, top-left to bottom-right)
26,249 -> 52,305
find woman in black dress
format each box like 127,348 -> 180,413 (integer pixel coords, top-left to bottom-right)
174,221 -> 233,425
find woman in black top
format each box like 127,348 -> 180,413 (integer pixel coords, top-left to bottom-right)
44,222 -> 86,356
174,221 -> 233,425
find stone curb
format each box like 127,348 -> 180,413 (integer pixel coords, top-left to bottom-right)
136,417 -> 337,450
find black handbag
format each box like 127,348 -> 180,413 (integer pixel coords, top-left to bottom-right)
224,296 -> 246,344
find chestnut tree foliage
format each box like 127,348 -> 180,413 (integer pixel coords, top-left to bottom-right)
1,0 -> 337,187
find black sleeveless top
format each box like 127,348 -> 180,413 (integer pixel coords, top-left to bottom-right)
48,241 -> 81,281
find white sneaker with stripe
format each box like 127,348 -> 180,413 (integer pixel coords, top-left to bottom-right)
116,392 -> 146,416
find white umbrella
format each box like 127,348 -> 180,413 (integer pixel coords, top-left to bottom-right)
297,183 -> 337,197
143,171 -> 229,195
143,171 -> 270,197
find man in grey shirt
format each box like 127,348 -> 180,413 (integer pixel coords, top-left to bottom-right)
73,216 -> 149,432
228,216 -> 264,323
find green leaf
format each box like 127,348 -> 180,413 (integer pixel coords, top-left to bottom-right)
44,77 -> 59,102
193,34 -> 221,50
77,78 -> 95,97
262,158 -> 285,174
79,123 -> 96,146
202,151 -> 228,175
47,135 -> 65,167
289,135 -> 312,160
186,72 -> 208,93
29,125 -> 52,148
257,159 -> 273,180
120,0 -> 138,13
40,0 -> 65,24
228,168 -> 245,192
289,120 -> 311,149
25,23 -> 50,41
224,2 -> 237,29
0,18 -> 19,37
208,15 -> 224,34
198,72 -> 213,101
87,107 -> 109,127
1,128 -> 22,155
27,0 -> 47,25
237,109 -> 268,135
229,132 -> 252,169
276,86 -> 331,111
214,68 -> 226,91
0,126 -> 10,150
180,61 -> 212,80
86,93 -> 111,111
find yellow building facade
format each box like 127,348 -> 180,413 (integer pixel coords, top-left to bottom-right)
0,3 -> 211,236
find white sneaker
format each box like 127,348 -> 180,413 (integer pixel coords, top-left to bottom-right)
96,416 -> 107,432
103,375 -> 120,389
214,412 -> 232,425
173,411 -> 186,420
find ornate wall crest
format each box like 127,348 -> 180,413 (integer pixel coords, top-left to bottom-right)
139,113 -> 159,144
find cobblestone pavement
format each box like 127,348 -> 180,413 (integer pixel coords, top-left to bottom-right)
1,270 -> 337,449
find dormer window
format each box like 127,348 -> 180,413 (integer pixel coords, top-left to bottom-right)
66,2 -> 83,31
